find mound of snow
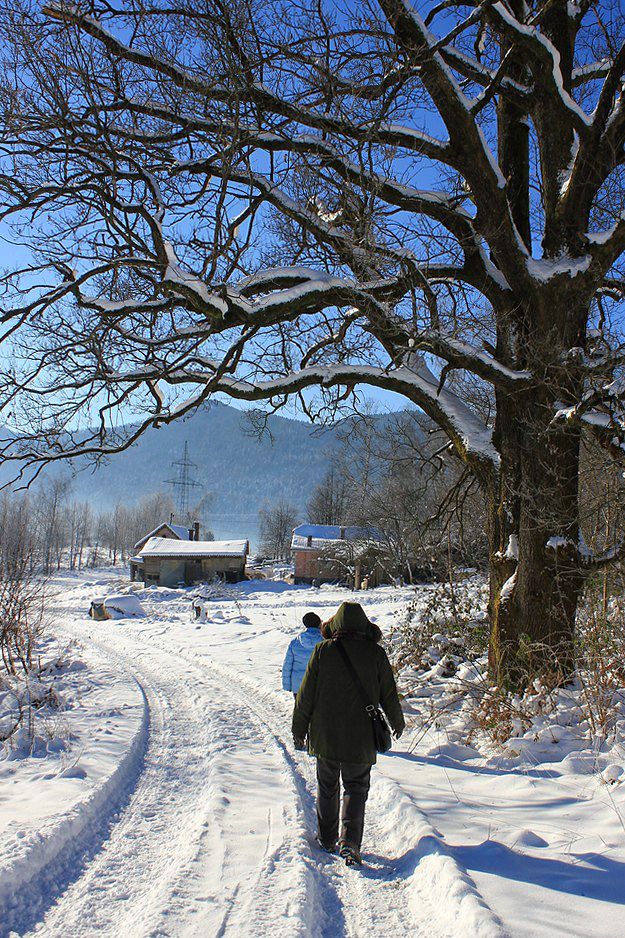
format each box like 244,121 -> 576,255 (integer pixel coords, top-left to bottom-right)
602,764 -> 623,785
104,594 -> 147,619
511,829 -> 549,849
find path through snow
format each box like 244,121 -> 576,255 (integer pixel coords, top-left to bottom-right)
4,573 -> 502,938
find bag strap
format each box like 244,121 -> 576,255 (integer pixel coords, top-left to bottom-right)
335,639 -> 376,715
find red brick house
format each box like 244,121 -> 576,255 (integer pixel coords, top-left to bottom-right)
291,524 -> 386,587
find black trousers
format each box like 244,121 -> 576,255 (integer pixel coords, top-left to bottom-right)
316,758 -> 371,850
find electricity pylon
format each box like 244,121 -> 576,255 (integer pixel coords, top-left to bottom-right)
164,440 -> 202,520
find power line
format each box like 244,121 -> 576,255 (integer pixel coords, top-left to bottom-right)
164,440 -> 202,519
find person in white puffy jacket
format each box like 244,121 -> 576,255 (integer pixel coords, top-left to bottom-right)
282,612 -> 323,697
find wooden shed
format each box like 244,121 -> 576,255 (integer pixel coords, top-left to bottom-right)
137,537 -> 249,587
130,521 -> 199,581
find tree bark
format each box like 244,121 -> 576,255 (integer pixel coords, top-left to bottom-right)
489,291 -> 590,688
489,431 -> 585,687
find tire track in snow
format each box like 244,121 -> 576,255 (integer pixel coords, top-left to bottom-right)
96,628 -> 353,938
51,613 -> 418,938
24,622 -> 238,937
206,670 -> 436,938
168,641 -> 503,938
36,585 -> 500,938
36,614 -> 325,937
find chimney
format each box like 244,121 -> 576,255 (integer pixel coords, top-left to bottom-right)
194,521 -> 200,542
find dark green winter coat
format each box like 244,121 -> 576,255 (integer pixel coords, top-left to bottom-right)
292,602 -> 405,765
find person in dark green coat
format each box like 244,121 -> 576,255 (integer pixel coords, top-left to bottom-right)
292,601 -> 405,865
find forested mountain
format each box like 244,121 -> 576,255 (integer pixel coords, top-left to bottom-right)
2,403 -> 341,540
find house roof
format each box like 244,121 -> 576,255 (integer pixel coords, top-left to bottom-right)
291,524 -> 380,551
134,522 -> 191,551
139,536 -> 249,559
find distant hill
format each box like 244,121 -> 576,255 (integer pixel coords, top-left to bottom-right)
2,403 -> 342,543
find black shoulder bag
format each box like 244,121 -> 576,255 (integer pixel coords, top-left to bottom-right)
335,640 -> 392,754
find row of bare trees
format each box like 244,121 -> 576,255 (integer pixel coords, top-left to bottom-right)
257,410 -> 488,573
307,411 -> 488,581
0,486 -> 189,572
279,407 -> 625,586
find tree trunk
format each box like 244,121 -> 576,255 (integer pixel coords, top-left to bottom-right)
488,303 -> 588,687
489,428 -> 585,688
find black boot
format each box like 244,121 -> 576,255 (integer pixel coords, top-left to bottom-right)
339,842 -> 362,866
315,834 -> 336,854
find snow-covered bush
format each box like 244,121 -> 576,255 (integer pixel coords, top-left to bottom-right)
388,577 -> 489,685
192,579 -> 243,612
394,576 -> 625,771
468,678 -> 556,748
0,639 -> 73,754
467,587 -> 625,752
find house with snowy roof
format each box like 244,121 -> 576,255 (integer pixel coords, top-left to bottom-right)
290,524 -> 387,588
130,520 -> 200,582
133,520 -> 200,553
134,537 -> 249,587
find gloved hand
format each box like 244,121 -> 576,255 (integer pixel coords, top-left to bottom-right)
393,728 -> 403,740
293,736 -> 307,751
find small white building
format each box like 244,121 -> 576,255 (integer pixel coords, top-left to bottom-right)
136,537 -> 249,587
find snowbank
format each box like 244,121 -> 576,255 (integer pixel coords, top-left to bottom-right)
373,775 -> 504,937
0,642 -> 148,935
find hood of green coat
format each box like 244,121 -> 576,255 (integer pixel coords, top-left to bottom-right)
324,602 -> 381,641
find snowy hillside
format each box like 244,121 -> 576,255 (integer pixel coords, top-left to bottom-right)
1,571 -> 623,937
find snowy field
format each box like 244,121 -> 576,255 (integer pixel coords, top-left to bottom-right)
1,570 -> 624,937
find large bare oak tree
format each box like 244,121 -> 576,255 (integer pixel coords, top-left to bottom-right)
1,0 -> 624,686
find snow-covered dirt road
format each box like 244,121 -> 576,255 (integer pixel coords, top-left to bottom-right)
2,573 -> 501,938
4,571 -> 624,937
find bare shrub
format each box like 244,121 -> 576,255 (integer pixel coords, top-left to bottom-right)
575,581 -> 625,741
467,679 -> 556,749
0,572 -> 47,677
390,578 -> 489,679
0,497 -> 53,748
0,499 -> 48,676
